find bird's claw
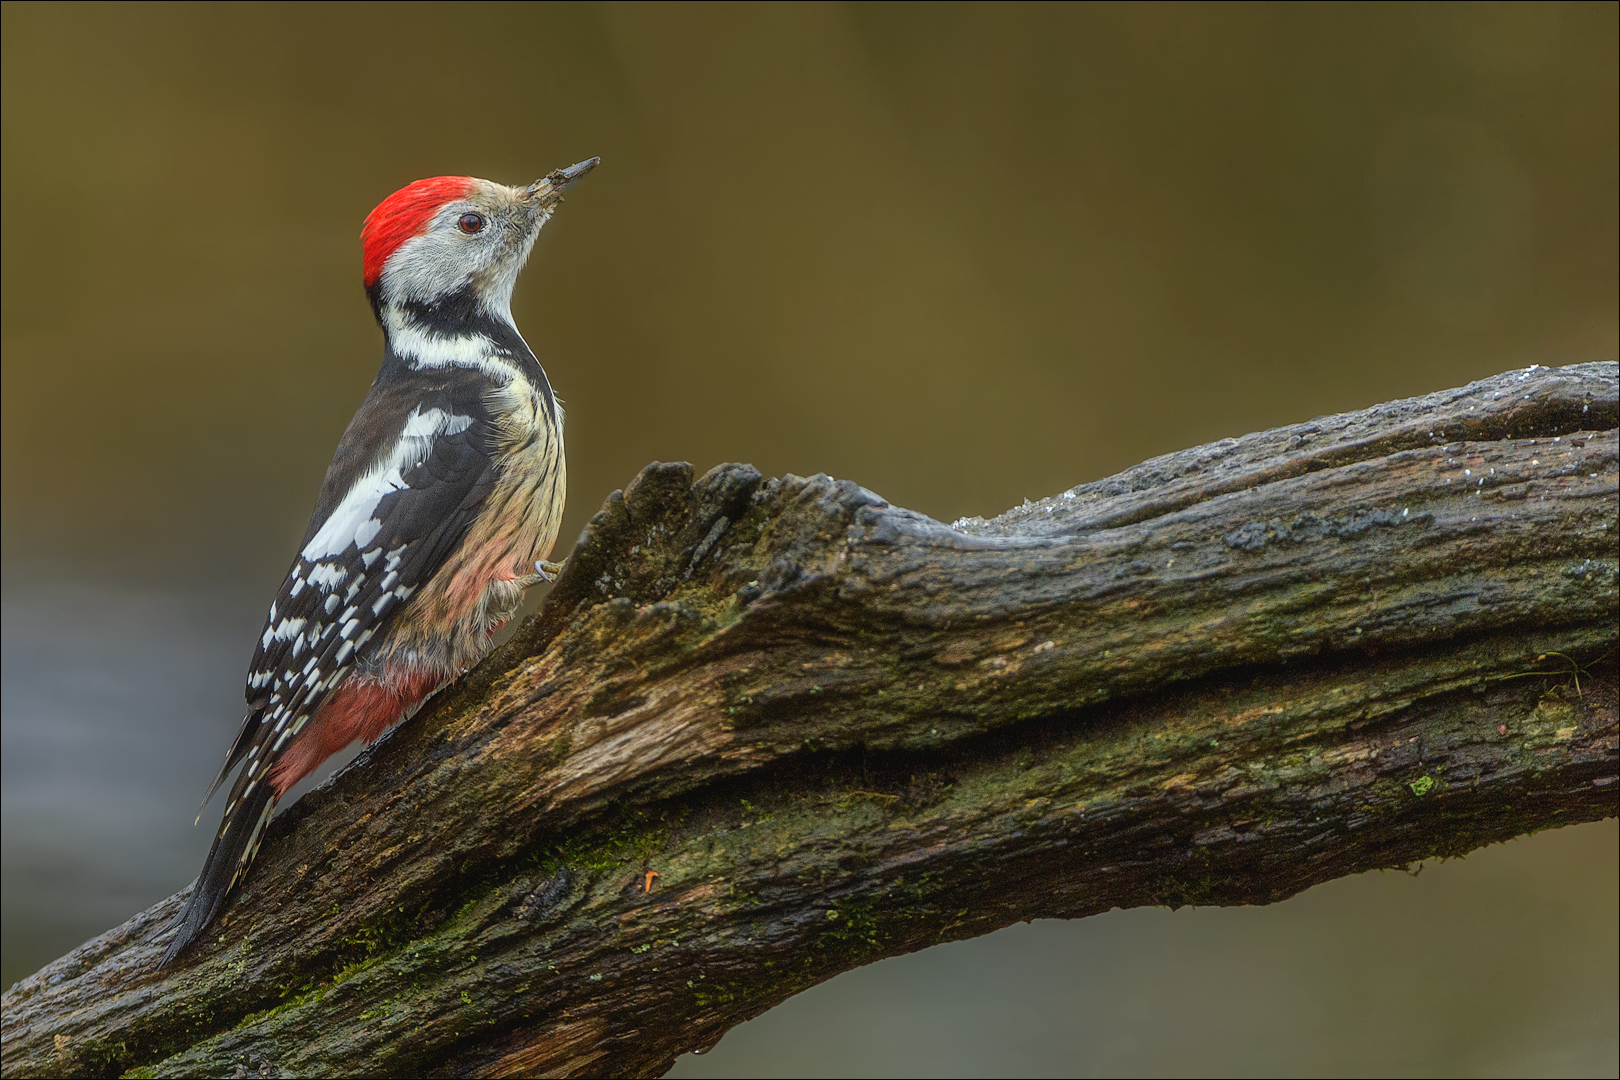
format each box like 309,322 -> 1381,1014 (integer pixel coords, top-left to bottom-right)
534,558 -> 567,583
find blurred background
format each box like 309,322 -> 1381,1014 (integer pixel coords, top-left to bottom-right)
2,2 -> 1615,1075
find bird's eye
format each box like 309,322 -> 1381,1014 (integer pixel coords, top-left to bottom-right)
457,212 -> 486,234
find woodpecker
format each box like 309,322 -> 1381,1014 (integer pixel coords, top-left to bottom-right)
162,159 -> 598,964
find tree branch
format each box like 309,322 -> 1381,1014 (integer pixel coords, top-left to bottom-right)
3,363 -> 1616,1080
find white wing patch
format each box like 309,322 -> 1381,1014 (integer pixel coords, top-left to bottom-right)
308,562 -> 347,590
301,407 -> 473,562
238,380 -> 501,799
243,405 -> 476,741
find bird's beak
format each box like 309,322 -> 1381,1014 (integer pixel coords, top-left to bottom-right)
528,157 -> 600,207
550,157 -> 600,189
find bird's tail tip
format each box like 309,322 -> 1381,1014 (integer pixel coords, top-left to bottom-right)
159,781 -> 278,967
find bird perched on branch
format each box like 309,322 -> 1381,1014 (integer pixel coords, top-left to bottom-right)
163,159 -> 599,964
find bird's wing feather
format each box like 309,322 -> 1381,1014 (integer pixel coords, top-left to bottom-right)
211,366 -> 501,811
173,366 -> 505,965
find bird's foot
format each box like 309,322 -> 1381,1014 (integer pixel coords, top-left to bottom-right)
534,558 -> 568,583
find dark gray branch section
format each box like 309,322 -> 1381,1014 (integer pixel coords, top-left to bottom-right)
3,363 -> 1616,1080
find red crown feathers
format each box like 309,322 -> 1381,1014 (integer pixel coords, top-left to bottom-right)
360,176 -> 477,287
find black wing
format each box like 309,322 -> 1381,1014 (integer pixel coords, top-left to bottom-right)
168,364 -> 503,965
244,366 -> 498,765
200,364 -> 501,811
168,366 -> 501,964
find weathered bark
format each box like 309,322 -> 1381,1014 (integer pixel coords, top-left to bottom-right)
3,362 -> 1616,1080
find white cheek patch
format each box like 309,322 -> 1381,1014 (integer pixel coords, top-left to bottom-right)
376,193 -> 539,320
379,225 -> 480,307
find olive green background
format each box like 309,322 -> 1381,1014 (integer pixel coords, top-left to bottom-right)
2,3 -> 1615,1075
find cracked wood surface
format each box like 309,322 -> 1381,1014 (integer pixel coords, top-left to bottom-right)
2,362 -> 1616,1079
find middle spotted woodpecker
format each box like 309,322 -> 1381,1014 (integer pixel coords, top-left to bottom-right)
163,158 -> 599,964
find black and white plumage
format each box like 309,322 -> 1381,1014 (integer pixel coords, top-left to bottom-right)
164,161 -> 596,964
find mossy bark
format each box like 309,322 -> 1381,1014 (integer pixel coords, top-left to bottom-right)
3,362 -> 1616,1080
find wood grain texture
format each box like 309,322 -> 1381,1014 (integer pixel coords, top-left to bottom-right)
3,362 -> 1615,1079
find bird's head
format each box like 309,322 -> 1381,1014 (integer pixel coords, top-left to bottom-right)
360,158 -> 598,327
